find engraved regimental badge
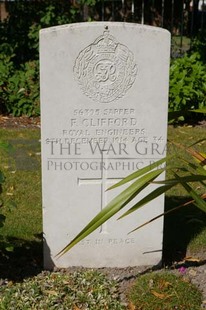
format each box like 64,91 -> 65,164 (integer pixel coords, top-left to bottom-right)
74,27 -> 137,103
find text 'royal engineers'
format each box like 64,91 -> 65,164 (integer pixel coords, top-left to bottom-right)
40,22 -> 171,268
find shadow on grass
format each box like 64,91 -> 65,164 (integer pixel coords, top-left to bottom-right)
0,196 -> 206,280
0,235 -> 43,281
163,196 -> 206,266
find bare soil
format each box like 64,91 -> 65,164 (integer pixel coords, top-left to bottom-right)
0,115 -> 40,129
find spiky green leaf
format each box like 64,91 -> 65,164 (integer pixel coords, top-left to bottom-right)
57,168 -> 165,257
118,184 -> 174,219
107,157 -> 167,191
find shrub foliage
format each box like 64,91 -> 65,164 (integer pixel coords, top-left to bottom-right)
0,0 -> 85,116
0,58 -> 39,116
169,52 -> 206,122
0,0 -> 205,118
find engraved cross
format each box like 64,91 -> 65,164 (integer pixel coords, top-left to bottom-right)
78,150 -> 122,234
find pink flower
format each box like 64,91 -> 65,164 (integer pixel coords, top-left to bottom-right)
178,266 -> 186,274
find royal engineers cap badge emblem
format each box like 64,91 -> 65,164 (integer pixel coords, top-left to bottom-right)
73,27 -> 137,103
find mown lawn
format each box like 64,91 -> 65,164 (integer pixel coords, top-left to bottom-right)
0,129 -> 41,241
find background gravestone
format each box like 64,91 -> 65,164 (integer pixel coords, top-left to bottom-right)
40,22 -> 170,268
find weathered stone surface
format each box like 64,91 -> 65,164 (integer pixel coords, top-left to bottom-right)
40,22 -> 170,268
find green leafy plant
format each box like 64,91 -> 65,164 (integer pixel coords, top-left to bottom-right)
28,2 -> 81,60
0,270 -> 125,309
0,51 -> 14,114
58,140 -> 206,257
0,0 -> 99,116
169,52 -> 206,122
0,60 -> 40,116
0,0 -> 84,65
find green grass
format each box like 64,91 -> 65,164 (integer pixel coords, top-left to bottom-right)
0,129 -> 41,241
128,271 -> 202,310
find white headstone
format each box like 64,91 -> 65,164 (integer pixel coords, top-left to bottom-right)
40,22 -> 170,269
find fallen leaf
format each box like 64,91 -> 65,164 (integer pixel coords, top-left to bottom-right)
128,301 -> 136,310
73,305 -> 81,310
159,279 -> 172,289
44,290 -> 58,296
182,276 -> 190,283
62,280 -> 70,285
151,290 -> 170,300
184,256 -> 201,263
